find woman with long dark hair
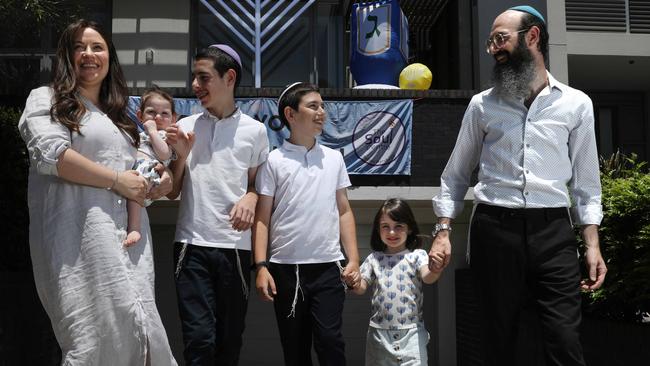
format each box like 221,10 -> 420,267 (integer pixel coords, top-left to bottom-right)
19,19 -> 176,365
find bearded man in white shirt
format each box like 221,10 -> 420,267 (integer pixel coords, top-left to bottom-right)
429,5 -> 607,366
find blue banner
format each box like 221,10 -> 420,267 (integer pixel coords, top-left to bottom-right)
128,97 -> 412,175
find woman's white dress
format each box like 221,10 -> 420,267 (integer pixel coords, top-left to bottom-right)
19,86 -> 177,365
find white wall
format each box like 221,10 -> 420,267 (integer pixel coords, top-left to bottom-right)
546,0 -> 568,83
112,0 -> 191,88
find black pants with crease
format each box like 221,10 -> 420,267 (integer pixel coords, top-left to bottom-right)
174,243 -> 251,366
269,261 -> 347,366
470,204 -> 585,366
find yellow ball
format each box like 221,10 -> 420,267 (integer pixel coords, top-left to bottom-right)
399,63 -> 433,90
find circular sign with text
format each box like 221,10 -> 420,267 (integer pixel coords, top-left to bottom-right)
352,111 -> 406,166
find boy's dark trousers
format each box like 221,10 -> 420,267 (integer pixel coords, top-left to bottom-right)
469,204 -> 585,366
174,243 -> 251,366
269,261 -> 347,366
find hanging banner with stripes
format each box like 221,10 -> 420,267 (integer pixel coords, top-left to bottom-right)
128,97 -> 412,175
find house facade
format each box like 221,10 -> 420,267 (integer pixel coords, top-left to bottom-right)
2,1 -> 648,365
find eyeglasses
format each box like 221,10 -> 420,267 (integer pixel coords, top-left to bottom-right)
485,28 -> 530,53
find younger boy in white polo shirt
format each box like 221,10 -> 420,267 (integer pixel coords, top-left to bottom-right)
253,82 -> 361,366
166,45 -> 269,365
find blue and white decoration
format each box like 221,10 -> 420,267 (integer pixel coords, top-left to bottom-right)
359,249 -> 428,329
128,96 -> 412,175
350,0 -> 409,86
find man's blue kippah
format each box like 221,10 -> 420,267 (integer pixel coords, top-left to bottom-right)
509,5 -> 546,24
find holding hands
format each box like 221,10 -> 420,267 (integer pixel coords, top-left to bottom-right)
429,236 -> 451,271
429,227 -> 451,271
256,260 -> 361,302
342,261 -> 361,289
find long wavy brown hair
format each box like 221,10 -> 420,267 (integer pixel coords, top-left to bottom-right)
50,19 -> 139,146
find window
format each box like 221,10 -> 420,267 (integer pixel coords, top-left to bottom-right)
592,93 -> 647,161
596,107 -> 615,158
194,0 -> 344,88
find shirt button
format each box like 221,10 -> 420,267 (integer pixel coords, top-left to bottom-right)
525,191 -> 529,195
527,118 -> 531,122
526,144 -> 531,148
525,170 -> 530,174
117,199 -> 122,204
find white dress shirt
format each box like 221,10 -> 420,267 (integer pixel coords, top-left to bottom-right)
433,72 -> 602,226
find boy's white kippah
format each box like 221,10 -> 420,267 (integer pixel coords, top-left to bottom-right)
208,44 -> 242,69
278,82 -> 303,105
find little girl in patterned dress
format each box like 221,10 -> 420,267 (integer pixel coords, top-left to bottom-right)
124,86 -> 176,246
353,198 -> 442,366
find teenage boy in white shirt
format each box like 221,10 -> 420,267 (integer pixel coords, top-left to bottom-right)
253,82 -> 361,366
166,45 -> 269,366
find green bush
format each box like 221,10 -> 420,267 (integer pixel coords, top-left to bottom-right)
0,105 -> 30,271
581,152 -> 650,323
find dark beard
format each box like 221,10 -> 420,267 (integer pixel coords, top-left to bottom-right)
491,37 -> 537,100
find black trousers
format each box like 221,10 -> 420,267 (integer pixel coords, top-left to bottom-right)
269,262 -> 347,366
470,204 -> 585,366
174,243 -> 251,366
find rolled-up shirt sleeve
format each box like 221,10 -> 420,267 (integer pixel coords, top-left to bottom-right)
18,87 -> 71,176
568,96 -> 603,225
433,97 -> 483,219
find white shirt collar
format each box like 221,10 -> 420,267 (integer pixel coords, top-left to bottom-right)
534,71 -> 564,100
282,139 -> 320,153
546,71 -> 565,93
202,106 -> 240,122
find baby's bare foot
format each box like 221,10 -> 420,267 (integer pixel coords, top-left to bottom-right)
124,231 -> 141,247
